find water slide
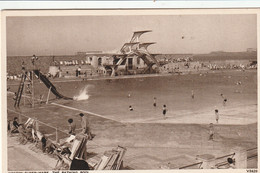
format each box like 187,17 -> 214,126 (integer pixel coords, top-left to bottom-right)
33,70 -> 73,100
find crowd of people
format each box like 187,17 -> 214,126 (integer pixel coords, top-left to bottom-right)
6,73 -> 23,80
160,56 -> 194,64
207,63 -> 257,70
158,57 -> 257,74
59,60 -> 90,66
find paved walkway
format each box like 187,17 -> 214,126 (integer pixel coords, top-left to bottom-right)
8,135 -> 56,171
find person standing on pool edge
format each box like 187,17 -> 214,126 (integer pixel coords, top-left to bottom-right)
162,105 -> 167,119
215,109 -> 219,123
68,118 -> 76,135
79,113 -> 93,140
191,90 -> 194,99
208,123 -> 214,141
153,97 -> 157,107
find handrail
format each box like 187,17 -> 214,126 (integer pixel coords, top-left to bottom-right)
179,162 -> 203,169
179,147 -> 258,169
215,153 -> 235,160
7,108 -> 69,135
247,147 -> 257,152
8,108 -> 109,149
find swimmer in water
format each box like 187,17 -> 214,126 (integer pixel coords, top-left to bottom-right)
223,98 -> 227,106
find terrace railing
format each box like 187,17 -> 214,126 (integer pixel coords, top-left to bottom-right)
8,109 -> 70,143
179,147 -> 257,169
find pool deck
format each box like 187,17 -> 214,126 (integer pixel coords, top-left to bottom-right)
7,98 -> 257,170
6,69 -> 257,170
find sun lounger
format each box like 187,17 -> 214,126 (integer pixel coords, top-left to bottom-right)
95,146 -> 127,170
24,118 -> 35,129
54,135 -> 88,170
69,136 -> 87,160
18,125 -> 33,144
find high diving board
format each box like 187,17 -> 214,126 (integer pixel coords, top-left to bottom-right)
139,42 -> 156,51
130,30 -> 152,43
120,42 -> 139,54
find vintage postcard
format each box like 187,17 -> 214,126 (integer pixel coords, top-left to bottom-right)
1,9 -> 258,172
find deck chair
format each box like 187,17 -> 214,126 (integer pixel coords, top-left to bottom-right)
54,135 -> 75,155
31,130 -> 46,151
18,125 -> 33,144
24,118 -> 32,126
54,135 -> 88,170
28,128 -> 39,151
17,125 -> 26,144
65,135 -> 76,143
24,118 -> 35,129
54,151 -> 71,170
31,128 -> 36,142
69,135 -> 87,160
95,146 -> 127,170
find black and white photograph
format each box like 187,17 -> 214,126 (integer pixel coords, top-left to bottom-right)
2,9 -> 258,171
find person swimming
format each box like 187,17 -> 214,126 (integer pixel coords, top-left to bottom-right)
129,105 -> 133,111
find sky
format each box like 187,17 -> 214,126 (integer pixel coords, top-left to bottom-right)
6,14 -> 257,56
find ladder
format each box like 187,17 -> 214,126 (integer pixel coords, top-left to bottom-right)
14,73 -> 27,107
